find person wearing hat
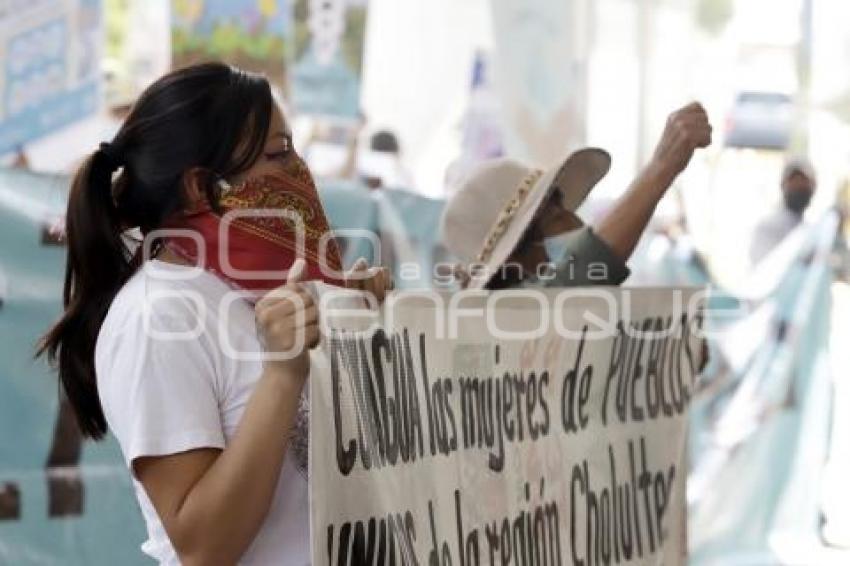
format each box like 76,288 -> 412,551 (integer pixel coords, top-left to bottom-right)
749,158 -> 817,265
440,102 -> 713,289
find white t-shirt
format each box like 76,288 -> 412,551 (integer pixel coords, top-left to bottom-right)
750,207 -> 803,265
95,259 -> 310,565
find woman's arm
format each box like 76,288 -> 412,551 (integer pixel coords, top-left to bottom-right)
134,259 -> 318,566
596,102 -> 712,262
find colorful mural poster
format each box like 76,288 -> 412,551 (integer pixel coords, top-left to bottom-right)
171,0 -> 290,92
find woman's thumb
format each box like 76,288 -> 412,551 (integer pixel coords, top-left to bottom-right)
286,258 -> 307,287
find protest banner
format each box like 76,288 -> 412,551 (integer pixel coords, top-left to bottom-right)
171,0 -> 290,92
0,0 -> 101,155
689,212 -> 840,565
290,0 -> 369,118
310,287 -> 706,565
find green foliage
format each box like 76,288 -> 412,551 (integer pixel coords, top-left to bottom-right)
208,22 -> 243,56
104,0 -> 130,60
173,21 -> 286,61
293,0 -> 310,61
342,8 -> 367,72
695,0 -> 734,35
171,27 -> 205,55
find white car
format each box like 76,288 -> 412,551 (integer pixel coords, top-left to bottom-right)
724,91 -> 794,150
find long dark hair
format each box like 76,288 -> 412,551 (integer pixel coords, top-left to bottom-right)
37,63 -> 274,439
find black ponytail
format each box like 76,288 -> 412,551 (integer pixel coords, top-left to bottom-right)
37,63 -> 273,439
39,148 -> 132,438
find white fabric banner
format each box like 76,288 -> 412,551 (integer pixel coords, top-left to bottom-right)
489,0 -> 590,167
310,288 -> 705,565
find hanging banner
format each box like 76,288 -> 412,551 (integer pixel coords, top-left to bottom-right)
688,213 -> 840,565
0,0 -> 102,156
489,0 -> 589,166
171,0 -> 290,92
290,0 -> 369,118
0,168 -> 148,565
310,288 -> 706,565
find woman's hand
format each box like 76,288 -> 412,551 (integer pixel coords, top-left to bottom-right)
135,259 -> 318,566
254,258 -> 319,380
345,257 -> 393,304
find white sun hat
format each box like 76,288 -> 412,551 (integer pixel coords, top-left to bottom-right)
439,148 -> 611,289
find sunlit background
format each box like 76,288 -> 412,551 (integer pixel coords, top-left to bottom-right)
1,0 -> 848,564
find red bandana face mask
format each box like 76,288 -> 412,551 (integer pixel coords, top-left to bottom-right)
162,155 -> 345,296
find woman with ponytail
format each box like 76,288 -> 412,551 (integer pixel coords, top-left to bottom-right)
39,63 -> 390,565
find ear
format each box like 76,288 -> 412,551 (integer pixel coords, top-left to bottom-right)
180,167 -> 211,212
180,167 -> 217,214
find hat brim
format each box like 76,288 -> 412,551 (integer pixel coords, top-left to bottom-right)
466,147 -> 611,290
550,148 -> 611,211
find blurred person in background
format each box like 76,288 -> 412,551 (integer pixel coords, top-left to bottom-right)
299,115 -> 413,191
37,63 -> 389,566
440,102 -> 713,291
749,159 -> 817,265
299,117 -> 361,179
358,129 -> 414,190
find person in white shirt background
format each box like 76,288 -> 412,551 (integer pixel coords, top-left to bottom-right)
38,62 -> 390,566
357,130 -> 414,190
749,159 -> 817,265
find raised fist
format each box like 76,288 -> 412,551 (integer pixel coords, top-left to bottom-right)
651,102 -> 712,180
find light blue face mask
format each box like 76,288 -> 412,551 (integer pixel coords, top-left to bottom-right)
542,231 -> 572,263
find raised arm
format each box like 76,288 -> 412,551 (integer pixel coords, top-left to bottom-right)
596,102 -> 712,262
